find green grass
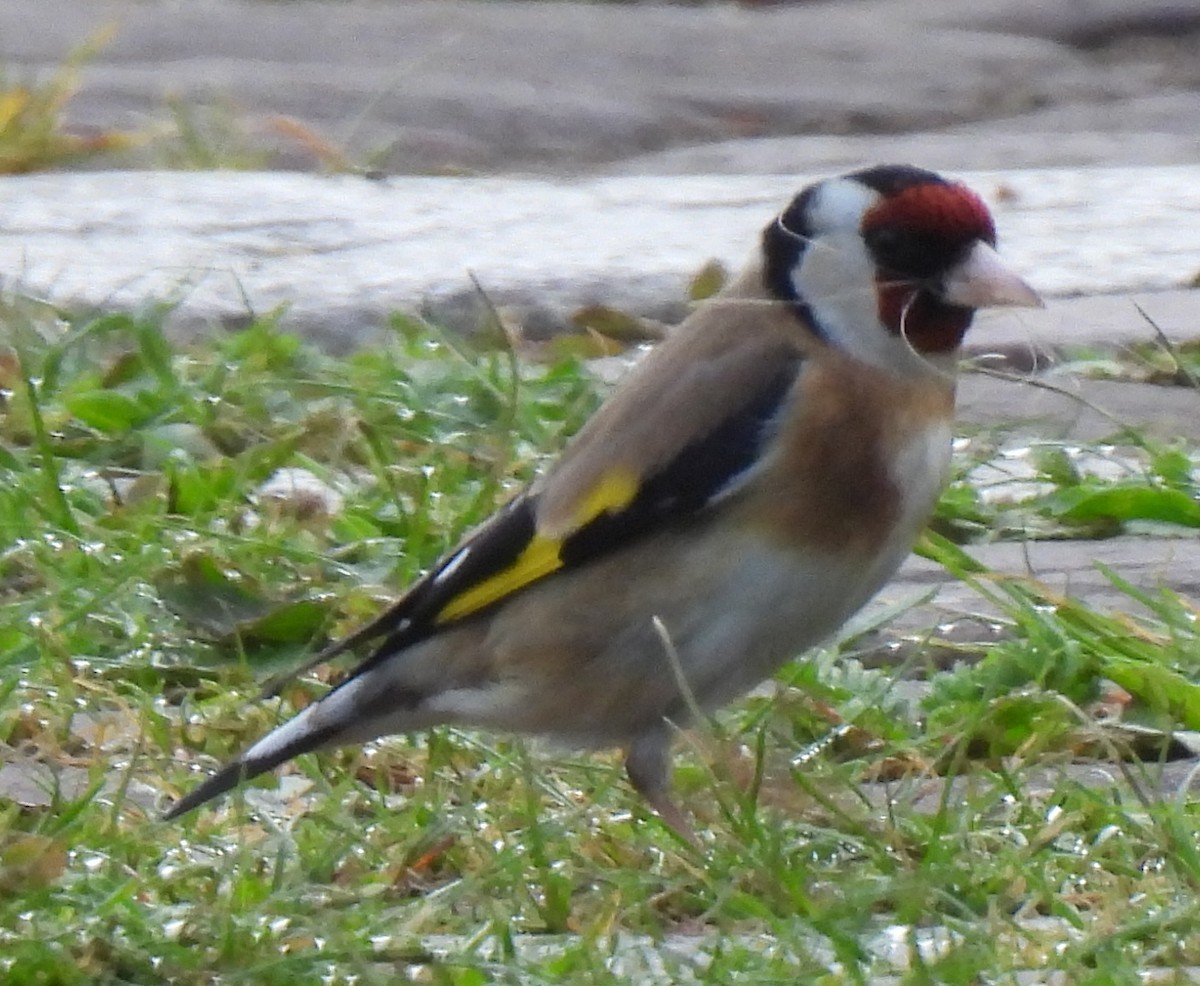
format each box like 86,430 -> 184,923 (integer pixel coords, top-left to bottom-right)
1,295 -> 1199,984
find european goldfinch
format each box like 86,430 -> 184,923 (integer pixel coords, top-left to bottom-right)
164,164 -> 1041,834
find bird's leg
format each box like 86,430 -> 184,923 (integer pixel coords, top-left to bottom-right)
624,731 -> 697,844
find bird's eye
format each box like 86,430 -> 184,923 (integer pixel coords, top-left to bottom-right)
868,228 -> 902,253
865,226 -> 944,282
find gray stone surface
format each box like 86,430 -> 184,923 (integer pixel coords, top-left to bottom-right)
956,373 -> 1200,443
891,536 -> 1200,630
854,533 -> 1198,678
2,0 -> 1198,173
614,115 -> 1200,175
4,167 -> 1198,350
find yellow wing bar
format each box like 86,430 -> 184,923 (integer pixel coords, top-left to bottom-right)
434,469 -> 639,624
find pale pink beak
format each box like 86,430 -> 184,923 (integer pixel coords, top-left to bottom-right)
942,241 -> 1043,310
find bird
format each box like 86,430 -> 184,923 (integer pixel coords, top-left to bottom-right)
163,164 -> 1041,835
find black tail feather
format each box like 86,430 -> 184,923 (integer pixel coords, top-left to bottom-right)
162,718 -> 343,821
161,759 -> 262,820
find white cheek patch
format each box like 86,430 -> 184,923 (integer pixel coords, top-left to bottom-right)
788,177 -> 881,317
804,177 -> 880,235
792,230 -> 875,302
791,227 -> 881,353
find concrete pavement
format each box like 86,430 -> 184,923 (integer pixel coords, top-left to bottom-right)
2,0 -> 1198,173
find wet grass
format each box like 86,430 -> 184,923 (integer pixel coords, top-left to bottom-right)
1,297 -> 1199,984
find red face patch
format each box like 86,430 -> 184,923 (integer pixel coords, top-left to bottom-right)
874,283 -> 972,354
863,182 -> 996,247
861,180 -> 999,353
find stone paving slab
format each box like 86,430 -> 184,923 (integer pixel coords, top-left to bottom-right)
614,111 -> 1200,175
874,534 -> 1197,678
3,167 -> 1198,350
2,0 -> 1198,173
956,374 -> 1200,443
891,536 -> 1199,632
